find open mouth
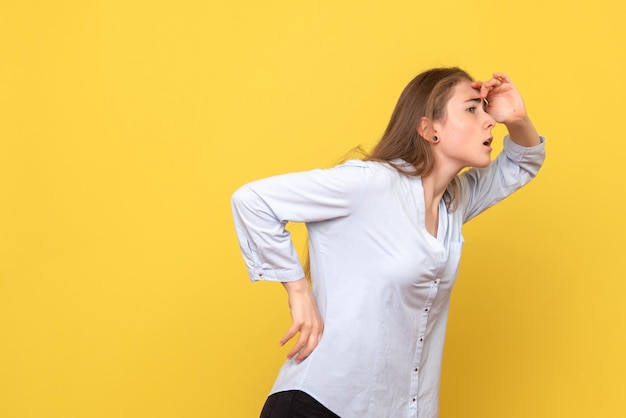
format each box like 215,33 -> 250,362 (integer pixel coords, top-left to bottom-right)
483,137 -> 493,146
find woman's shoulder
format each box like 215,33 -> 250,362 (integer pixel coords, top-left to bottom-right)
338,158 -> 411,173
333,159 -> 415,194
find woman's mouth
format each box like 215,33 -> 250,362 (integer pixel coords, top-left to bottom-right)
483,137 -> 493,151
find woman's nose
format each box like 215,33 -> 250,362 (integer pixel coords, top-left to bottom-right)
484,112 -> 496,129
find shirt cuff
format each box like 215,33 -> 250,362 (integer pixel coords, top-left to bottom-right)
248,266 -> 306,283
503,135 -> 546,163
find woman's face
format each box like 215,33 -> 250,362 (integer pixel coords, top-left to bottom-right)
432,79 -> 496,170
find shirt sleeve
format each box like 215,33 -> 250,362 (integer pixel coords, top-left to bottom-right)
231,160 -> 370,282
457,135 -> 546,223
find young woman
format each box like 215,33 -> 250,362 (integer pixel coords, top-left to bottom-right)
231,67 -> 545,418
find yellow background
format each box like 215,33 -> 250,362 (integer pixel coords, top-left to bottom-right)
1,1 -> 624,417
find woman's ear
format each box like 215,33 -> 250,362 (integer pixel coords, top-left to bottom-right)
417,117 -> 437,143
417,117 -> 430,139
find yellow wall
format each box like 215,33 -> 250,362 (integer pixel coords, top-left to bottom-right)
1,1 -> 624,417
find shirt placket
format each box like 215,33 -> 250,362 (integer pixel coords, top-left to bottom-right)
408,272 -> 442,416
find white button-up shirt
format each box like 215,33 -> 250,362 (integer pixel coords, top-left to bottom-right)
232,136 -> 545,417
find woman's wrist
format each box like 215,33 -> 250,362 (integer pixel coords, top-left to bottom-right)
282,277 -> 311,294
505,117 -> 541,147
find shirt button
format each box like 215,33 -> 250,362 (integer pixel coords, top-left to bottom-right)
414,367 -> 418,372
412,398 -> 416,402
419,337 -> 423,342
424,308 -> 429,312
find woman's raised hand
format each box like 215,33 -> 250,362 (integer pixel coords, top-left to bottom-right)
471,73 -> 529,125
473,72 -> 541,147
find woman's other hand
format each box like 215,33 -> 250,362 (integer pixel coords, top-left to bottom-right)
280,278 -> 324,363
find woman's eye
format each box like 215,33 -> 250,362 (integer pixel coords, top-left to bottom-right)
466,106 -> 476,113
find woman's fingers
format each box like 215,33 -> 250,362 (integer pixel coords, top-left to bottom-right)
293,330 -> 319,363
279,324 -> 298,347
286,328 -> 308,361
473,73 -> 514,99
472,80 -> 495,99
280,320 -> 323,363
492,72 -> 510,83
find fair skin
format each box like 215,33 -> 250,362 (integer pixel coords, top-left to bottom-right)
279,279 -> 324,363
420,73 -> 540,236
281,72 -> 540,361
